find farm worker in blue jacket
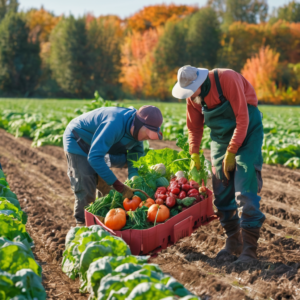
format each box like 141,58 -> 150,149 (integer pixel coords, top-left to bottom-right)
63,105 -> 163,226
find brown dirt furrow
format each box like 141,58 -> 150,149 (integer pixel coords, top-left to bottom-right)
1,130 -> 300,300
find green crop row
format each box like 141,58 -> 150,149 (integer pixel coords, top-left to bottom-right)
0,93 -> 299,168
62,225 -> 201,300
0,169 -> 47,299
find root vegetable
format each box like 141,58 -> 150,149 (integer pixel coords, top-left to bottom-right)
178,191 -> 186,199
155,198 -> 164,205
178,177 -> 188,185
189,180 -> 199,189
156,194 -> 167,200
171,187 -> 180,195
181,184 -> 191,192
166,196 -> 176,208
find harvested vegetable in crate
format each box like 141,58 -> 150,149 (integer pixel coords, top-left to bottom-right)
86,190 -> 123,217
122,206 -> 152,230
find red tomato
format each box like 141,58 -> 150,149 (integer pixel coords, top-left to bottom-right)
188,189 -> 199,196
169,192 -> 177,199
155,198 -> 164,205
170,182 -> 179,188
171,187 -> 180,195
189,180 -> 199,189
178,177 -> 188,185
181,184 -> 191,192
166,196 -> 176,208
178,191 -> 186,199
157,194 -> 167,200
147,204 -> 170,223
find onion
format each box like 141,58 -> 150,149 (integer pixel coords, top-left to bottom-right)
175,171 -> 186,179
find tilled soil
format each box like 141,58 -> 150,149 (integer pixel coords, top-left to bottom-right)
0,129 -> 299,300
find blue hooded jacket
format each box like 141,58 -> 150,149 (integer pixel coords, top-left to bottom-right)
63,107 -> 144,184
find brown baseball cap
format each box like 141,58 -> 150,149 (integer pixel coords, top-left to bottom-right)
134,105 -> 163,140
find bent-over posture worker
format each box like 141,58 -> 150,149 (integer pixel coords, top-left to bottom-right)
172,66 -> 265,263
63,105 -> 163,226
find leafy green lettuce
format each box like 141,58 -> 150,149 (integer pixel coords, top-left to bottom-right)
0,214 -> 32,244
62,225 -> 110,280
126,283 -> 175,300
81,255 -> 149,296
0,269 -> 46,300
0,200 -> 27,224
0,196 -> 21,210
132,134 -> 211,185
79,236 -> 131,280
97,271 -> 173,300
0,242 -> 41,276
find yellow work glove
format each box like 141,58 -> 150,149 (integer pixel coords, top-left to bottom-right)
223,151 -> 236,180
190,153 -> 201,171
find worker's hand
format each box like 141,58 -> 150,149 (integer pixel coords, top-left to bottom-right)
97,176 -> 113,196
190,153 -> 201,171
121,185 -> 135,199
223,151 -> 236,180
113,179 -> 134,198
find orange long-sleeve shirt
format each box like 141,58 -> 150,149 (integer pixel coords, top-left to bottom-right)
187,68 -> 258,154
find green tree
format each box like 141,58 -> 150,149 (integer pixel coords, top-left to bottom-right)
87,17 -> 122,99
49,16 -> 90,97
154,20 -> 188,74
155,7 -> 221,72
0,0 -> 18,21
208,0 -> 268,28
0,12 -> 41,96
269,1 -> 300,23
187,7 -> 221,69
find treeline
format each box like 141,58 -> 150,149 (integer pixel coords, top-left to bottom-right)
0,0 -> 300,103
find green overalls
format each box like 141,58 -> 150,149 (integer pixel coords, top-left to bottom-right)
202,70 -> 265,229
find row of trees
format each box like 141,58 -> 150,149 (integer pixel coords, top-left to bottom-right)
0,0 -> 300,103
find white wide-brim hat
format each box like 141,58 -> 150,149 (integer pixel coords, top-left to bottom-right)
172,65 -> 209,99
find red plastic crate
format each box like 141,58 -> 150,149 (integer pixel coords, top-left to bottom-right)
85,189 -> 217,255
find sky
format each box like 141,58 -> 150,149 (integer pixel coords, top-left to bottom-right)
19,0 -> 293,18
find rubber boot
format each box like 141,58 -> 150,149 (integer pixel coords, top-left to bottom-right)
96,175 -> 112,197
76,221 -> 86,227
216,222 -> 243,259
235,227 -> 260,263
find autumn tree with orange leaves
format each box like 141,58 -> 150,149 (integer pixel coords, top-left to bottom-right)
242,46 -> 300,104
26,8 -> 60,43
126,4 -> 198,32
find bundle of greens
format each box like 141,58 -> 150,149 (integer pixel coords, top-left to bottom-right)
122,206 -> 152,230
86,190 -> 123,217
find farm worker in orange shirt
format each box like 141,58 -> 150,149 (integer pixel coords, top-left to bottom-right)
172,66 -> 265,263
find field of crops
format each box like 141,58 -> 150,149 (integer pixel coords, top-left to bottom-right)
0,117 -> 299,299
0,94 -> 299,168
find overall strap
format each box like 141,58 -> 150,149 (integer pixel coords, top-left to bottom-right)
214,69 -> 227,104
72,129 -> 91,155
